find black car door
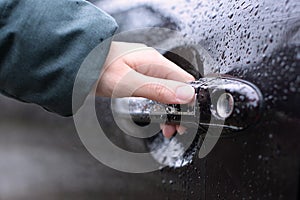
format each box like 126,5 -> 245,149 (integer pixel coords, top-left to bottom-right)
93,0 -> 300,199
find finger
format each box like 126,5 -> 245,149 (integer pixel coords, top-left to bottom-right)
109,42 -> 194,82
134,74 -> 195,104
160,124 -> 176,139
176,125 -> 187,135
112,70 -> 195,104
124,49 -> 195,82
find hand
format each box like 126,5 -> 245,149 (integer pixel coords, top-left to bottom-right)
96,42 -> 195,138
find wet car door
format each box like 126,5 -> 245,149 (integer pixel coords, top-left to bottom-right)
92,0 -> 300,199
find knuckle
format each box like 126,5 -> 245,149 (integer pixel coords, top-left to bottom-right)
152,84 -> 171,102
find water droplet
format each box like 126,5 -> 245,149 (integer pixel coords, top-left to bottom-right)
282,96 -> 288,100
263,44 -> 268,53
296,52 -> 300,60
211,13 -> 217,19
290,86 -> 296,92
269,34 -> 274,43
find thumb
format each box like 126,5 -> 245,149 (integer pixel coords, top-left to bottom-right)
112,70 -> 195,104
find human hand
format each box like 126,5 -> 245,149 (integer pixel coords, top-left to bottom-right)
96,42 -> 195,138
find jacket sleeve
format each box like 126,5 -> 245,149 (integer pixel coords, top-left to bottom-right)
0,0 -> 118,116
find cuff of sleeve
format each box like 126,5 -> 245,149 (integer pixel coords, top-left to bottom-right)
0,0 -> 118,116
51,4 -> 118,116
42,1 -> 118,116
71,37 -> 114,117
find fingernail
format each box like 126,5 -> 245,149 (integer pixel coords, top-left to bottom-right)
175,85 -> 195,103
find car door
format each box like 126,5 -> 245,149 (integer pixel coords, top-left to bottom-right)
93,0 -> 300,199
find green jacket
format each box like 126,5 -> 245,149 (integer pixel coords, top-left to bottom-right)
0,0 -> 118,116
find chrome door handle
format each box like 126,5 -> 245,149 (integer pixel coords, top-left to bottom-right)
112,76 -> 263,133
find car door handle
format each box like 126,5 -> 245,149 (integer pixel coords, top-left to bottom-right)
112,76 -> 263,134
